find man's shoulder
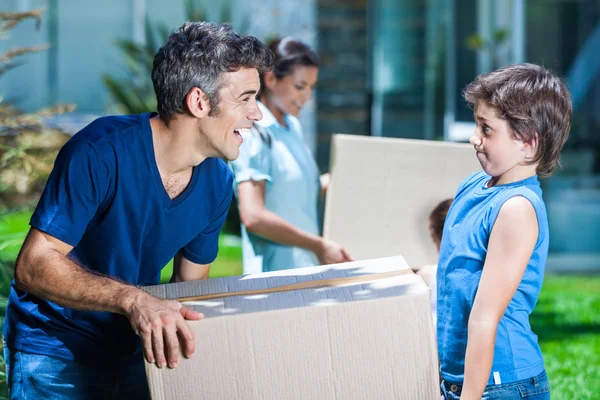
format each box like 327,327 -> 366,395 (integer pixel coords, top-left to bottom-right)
73,113 -> 147,144
201,158 -> 234,187
66,113 -> 149,161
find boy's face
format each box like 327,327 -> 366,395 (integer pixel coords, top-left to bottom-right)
469,101 -> 533,179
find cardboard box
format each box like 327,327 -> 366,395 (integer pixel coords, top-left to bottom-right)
324,134 -> 481,267
143,256 -> 439,400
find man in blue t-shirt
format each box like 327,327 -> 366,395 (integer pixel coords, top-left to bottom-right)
3,22 -> 273,399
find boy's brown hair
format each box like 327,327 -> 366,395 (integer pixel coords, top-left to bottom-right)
464,63 -> 572,177
429,198 -> 453,250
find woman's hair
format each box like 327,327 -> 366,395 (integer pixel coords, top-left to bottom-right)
259,37 -> 320,96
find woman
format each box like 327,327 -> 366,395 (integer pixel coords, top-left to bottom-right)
230,37 -> 352,274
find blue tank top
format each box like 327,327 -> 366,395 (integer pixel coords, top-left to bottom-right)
437,171 -> 548,385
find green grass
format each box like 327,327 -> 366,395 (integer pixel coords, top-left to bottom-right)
531,275 -> 600,399
0,210 -> 599,398
160,240 -> 242,283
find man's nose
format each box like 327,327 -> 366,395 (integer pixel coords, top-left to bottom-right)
249,102 -> 262,122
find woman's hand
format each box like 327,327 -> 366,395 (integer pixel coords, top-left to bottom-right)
316,238 -> 353,265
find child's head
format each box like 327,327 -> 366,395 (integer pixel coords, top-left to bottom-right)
464,63 -> 572,177
429,198 -> 453,252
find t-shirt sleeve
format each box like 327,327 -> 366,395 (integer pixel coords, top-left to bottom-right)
229,127 -> 272,184
180,186 -> 233,265
30,139 -> 113,247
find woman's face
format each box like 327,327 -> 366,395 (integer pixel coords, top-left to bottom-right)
265,65 -> 319,117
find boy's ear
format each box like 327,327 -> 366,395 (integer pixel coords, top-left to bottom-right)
185,87 -> 210,119
523,135 -> 538,159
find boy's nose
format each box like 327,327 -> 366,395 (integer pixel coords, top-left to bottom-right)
469,133 -> 482,147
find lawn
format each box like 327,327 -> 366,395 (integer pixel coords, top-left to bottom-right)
0,210 -> 599,399
531,275 -> 600,399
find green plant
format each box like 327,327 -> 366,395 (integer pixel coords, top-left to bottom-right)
1,8 -> 75,398
102,0 -> 249,115
465,28 -> 509,70
0,8 -> 74,210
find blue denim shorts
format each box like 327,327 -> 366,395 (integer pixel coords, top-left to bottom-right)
4,346 -> 150,400
441,370 -> 551,399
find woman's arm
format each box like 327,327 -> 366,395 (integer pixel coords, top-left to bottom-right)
460,196 -> 538,400
237,179 -> 352,264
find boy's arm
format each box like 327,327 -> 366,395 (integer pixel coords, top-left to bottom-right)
460,196 -> 538,400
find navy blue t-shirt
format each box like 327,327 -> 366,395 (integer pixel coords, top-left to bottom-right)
4,113 -> 233,365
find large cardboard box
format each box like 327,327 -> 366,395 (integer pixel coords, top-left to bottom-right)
143,256 -> 439,400
324,134 -> 481,267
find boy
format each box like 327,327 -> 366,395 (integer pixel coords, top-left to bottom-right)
437,63 -> 571,399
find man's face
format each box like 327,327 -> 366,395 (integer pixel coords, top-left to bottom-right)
199,67 -> 262,161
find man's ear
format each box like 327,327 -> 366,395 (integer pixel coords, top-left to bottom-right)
185,87 -> 210,118
263,71 -> 278,91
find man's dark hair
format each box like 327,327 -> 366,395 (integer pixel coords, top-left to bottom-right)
152,22 -> 274,121
464,63 -> 572,177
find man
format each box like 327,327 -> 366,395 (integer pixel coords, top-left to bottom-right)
3,22 -> 273,399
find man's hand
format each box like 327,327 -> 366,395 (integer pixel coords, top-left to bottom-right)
316,238 -> 354,265
125,292 -> 204,368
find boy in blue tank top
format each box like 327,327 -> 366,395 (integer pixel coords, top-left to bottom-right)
437,64 -> 572,400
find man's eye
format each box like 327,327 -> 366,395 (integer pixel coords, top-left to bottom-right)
294,85 -> 304,90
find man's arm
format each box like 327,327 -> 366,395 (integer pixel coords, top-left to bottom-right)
460,196 -> 538,400
237,179 -> 352,264
14,227 -> 203,369
171,252 -> 210,282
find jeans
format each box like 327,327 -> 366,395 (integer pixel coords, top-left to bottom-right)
441,370 -> 551,399
4,346 -> 150,400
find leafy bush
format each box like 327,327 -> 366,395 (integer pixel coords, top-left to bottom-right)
0,8 -> 74,398
0,9 -> 74,211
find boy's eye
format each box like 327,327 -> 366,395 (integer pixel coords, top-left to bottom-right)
482,124 -> 491,134
294,85 -> 305,90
